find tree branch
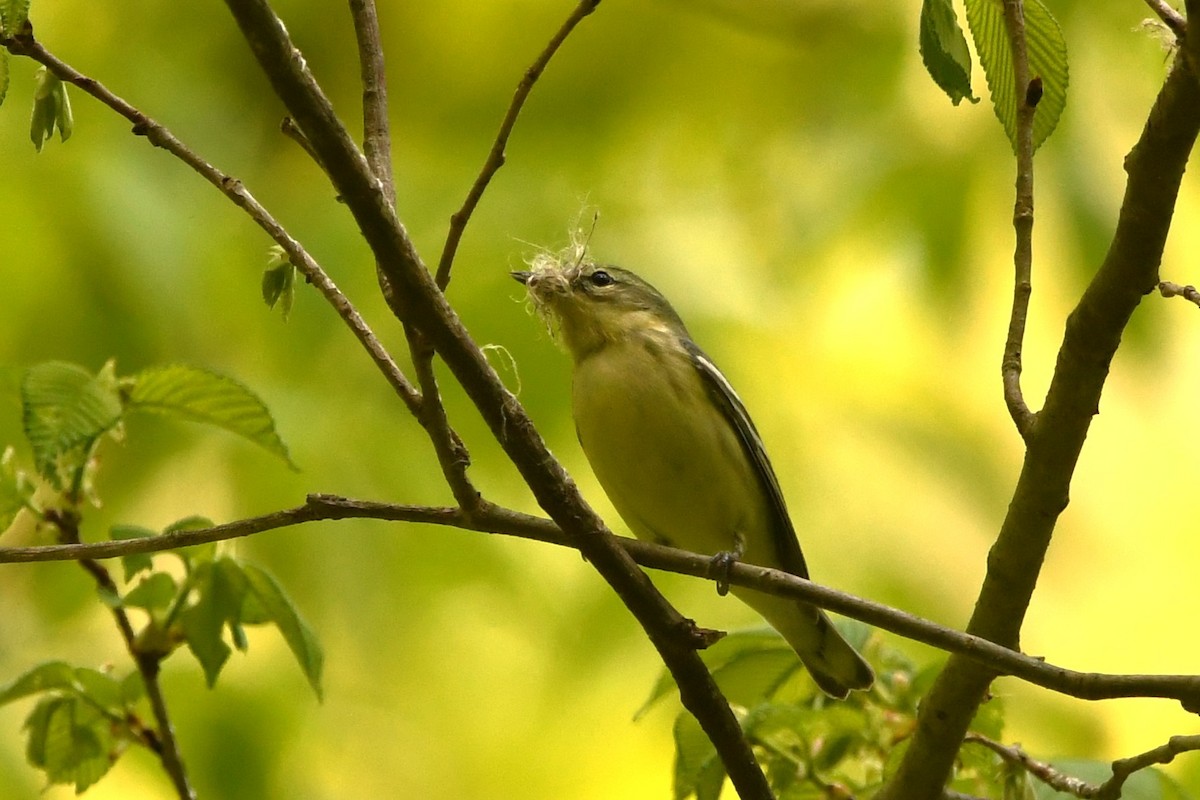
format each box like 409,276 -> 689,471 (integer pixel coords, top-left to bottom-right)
1142,0 -> 1187,39
220,1 -> 771,794
7,495 -> 1200,712
0,28 -> 423,423
349,0 -> 394,205
45,510 -> 195,800
434,0 -> 601,290
1000,0 -> 1037,439
879,39 -> 1200,800
966,732 -> 1200,799
1158,280 -> 1200,307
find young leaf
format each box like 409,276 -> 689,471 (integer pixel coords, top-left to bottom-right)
919,0 -> 979,105
21,361 -> 124,486
262,246 -> 297,321
121,572 -> 179,611
241,563 -> 324,701
0,662 -> 77,706
124,364 -> 297,469
964,0 -> 1068,152
24,695 -> 115,793
180,559 -> 245,687
29,67 -> 71,152
3,0 -> 33,33
71,668 -> 125,715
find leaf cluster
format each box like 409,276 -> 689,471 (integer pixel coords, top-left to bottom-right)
646,623 -> 1191,800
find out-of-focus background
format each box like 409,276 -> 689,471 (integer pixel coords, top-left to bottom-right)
1,1 -> 1198,797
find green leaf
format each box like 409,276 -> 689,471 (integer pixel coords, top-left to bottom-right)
262,246 -> 297,321
124,364 -> 296,469
241,563 -> 324,701
21,361 -> 124,487
2,0 -> 33,34
29,66 -> 71,152
71,668 -> 124,714
673,711 -> 725,800
0,445 -> 34,531
965,0 -> 1068,152
109,524 -> 157,581
919,0 -> 978,105
24,695 -> 115,792
0,662 -> 77,706
122,572 -> 178,611
180,559 -> 245,687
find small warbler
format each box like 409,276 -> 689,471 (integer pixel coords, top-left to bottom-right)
513,259 -> 874,698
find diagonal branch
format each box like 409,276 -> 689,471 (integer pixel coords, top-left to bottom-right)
1142,0 -> 1187,39
1000,0 -> 1038,439
435,0 -> 601,290
1158,279 -> 1200,307
349,0 -> 394,206
0,28 -> 423,422
220,1 -> 771,794
5,494 -> 1200,712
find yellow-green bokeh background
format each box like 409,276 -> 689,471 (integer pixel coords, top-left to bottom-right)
2,1 -> 1199,797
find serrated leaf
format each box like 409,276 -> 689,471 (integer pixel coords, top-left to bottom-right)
0,662 -> 77,706
24,695 -> 114,792
124,364 -> 296,469
109,524 -> 157,581
122,572 -> 178,611
241,563 -> 323,701
3,0 -> 33,34
21,362 -> 124,487
965,0 -> 1068,152
0,445 -> 34,531
919,0 -> 979,105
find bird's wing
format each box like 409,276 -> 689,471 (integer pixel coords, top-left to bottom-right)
683,340 -> 811,579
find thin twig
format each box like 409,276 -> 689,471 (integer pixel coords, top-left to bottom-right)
0,29 -> 423,422
9,494 -> 1200,713
1000,0 -> 1038,439
966,732 -> 1200,799
1143,0 -> 1187,38
46,511 -> 196,800
1158,280 -> 1200,307
345,0 -> 481,510
435,0 -> 601,290
349,0 -> 394,206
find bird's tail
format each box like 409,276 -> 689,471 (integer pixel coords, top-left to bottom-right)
732,587 -> 874,700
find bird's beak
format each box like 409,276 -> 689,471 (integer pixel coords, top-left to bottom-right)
510,270 -> 532,285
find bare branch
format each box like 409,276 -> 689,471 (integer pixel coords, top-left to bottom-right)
966,732 -> 1200,799
1143,0 -> 1187,38
349,0 -> 394,205
1158,280 -> 1200,307
1000,0 -> 1038,439
7,495 -> 1200,712
435,0 -> 601,290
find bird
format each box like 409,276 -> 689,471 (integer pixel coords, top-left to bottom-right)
512,259 -> 873,698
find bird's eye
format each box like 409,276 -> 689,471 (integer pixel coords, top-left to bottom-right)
589,270 -> 614,288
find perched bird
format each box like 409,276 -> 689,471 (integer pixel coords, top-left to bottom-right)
513,259 -> 873,698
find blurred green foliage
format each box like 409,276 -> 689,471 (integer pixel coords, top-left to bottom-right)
1,0 -> 1198,798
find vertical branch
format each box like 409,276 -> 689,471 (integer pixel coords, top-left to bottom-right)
435,0 -> 601,290
1000,0 -> 1037,438
349,0 -> 394,205
49,510 -> 196,800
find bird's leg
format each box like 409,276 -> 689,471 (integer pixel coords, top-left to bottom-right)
707,532 -> 745,597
